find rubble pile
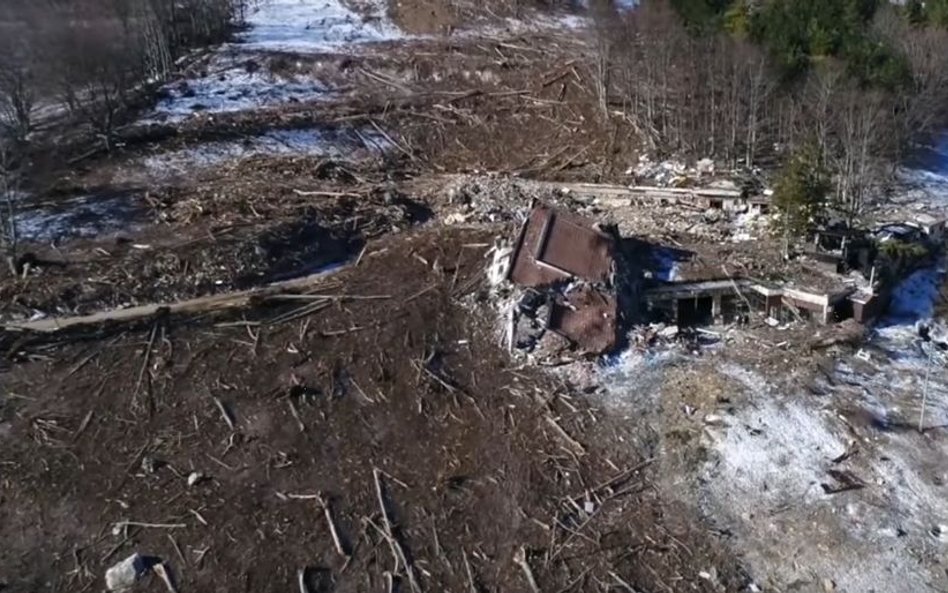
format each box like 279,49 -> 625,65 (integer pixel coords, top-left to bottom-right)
440,175 -> 605,226
628,156 -> 692,187
488,202 -> 629,363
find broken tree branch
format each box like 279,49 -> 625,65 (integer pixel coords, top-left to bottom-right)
513,547 -> 540,593
373,468 -> 420,593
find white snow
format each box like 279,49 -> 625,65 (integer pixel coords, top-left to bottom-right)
140,0 -> 406,122
883,264 -> 945,321
139,127 -> 390,179
705,389 -> 843,516
15,193 -> 146,242
692,251 -> 948,592
731,210 -> 765,242
239,0 -> 402,53
596,348 -> 682,412
886,134 -> 948,218
699,364 -> 948,593
144,58 -> 331,123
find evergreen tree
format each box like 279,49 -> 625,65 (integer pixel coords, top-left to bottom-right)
928,0 -> 948,27
905,0 -> 925,25
773,143 -> 831,238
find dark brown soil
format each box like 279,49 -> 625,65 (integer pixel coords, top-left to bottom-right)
1,226 -> 744,593
0,9 -> 752,593
0,157 -> 427,321
387,0 -> 458,34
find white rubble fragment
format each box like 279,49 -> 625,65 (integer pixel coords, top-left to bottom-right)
696,158 -> 715,175
105,553 -> 147,591
187,472 -> 204,487
487,245 -> 514,287
444,212 -> 468,225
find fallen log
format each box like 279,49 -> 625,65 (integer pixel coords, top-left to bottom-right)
2,266 -> 347,334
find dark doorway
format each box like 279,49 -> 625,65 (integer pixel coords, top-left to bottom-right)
833,299 -> 854,322
678,296 -> 714,326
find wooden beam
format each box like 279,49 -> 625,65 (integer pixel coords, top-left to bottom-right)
3,266 -> 346,334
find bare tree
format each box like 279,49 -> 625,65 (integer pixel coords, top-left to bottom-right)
0,139 -> 19,276
48,6 -> 144,152
742,43 -> 774,167
0,6 -> 36,143
830,87 -> 894,224
875,9 -> 948,154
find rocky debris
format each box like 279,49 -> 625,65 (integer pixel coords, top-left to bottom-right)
105,553 -> 147,591
512,290 -> 552,351
629,156 -> 690,187
916,319 -> 948,365
440,175 -> 604,226
696,158 -> 715,175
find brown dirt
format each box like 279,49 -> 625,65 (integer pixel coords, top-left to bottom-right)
0,157 -> 429,321
96,31 -> 631,183
0,10 -> 766,593
387,0 -> 459,34
1,226 -> 744,593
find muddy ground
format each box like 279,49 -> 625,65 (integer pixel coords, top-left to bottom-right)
1,227 -> 743,593
3,3 -> 632,321
0,5 -> 749,591
5,1 -> 948,592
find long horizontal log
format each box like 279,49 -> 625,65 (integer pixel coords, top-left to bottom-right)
3,266 -> 347,334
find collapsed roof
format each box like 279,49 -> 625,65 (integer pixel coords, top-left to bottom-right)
507,203 -> 619,355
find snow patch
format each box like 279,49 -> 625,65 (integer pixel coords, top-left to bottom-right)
731,210 -> 765,242
704,393 -> 842,516
596,348 -> 682,411
145,59 -> 331,123
699,364 -> 947,593
15,193 -> 146,243
140,127 -> 391,178
239,0 -> 402,53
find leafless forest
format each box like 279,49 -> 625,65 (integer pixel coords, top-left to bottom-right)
0,0 -> 248,150
591,0 -> 948,221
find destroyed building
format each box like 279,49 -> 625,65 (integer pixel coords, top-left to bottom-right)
644,244 -> 875,327
500,203 -> 628,357
490,180 -> 948,351
645,208 -> 947,327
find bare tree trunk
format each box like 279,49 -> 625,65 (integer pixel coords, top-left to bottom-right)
0,144 -> 19,276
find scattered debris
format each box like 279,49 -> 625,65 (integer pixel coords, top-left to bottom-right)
105,553 -> 148,591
